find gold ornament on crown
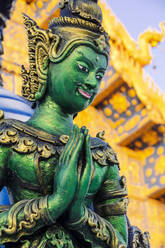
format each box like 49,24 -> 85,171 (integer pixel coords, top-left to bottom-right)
21,14 -> 59,102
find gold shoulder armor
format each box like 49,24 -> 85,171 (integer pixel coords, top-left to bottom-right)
0,119 -> 62,158
90,137 -> 119,167
0,118 -> 19,146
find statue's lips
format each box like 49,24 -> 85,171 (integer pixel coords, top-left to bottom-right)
78,88 -> 92,99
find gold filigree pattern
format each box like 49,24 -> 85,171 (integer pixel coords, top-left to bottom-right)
21,14 -> 58,101
97,176 -> 128,201
59,134 -> 69,144
20,224 -> 74,248
105,146 -> 119,164
21,1 -> 110,102
128,226 -> 150,248
95,198 -> 129,217
18,224 -> 74,248
49,16 -> 104,33
1,196 -> 54,243
49,0 -> 107,35
95,35 -> 108,51
66,207 -> 122,247
87,208 -> 122,247
0,119 -> 117,167
0,120 -> 59,159
96,130 -> 105,140
0,127 -> 19,144
92,146 -> 119,166
94,175 -> 129,217
37,143 -> 56,158
13,136 -> 37,153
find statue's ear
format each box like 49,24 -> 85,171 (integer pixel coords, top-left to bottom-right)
21,14 -> 50,101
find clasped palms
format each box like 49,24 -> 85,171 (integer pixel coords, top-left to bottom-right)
53,125 -> 92,222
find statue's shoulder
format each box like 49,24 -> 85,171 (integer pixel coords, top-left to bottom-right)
0,114 -> 20,147
0,115 -> 119,167
90,136 -> 119,167
0,117 -> 30,145
0,116 -> 63,158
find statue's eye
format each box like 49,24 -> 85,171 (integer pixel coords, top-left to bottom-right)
96,73 -> 104,81
78,63 -> 89,73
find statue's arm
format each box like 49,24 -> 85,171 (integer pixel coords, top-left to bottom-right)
0,144 -> 56,244
0,145 -> 55,244
65,134 -> 128,248
66,163 -> 128,248
0,125 -> 83,245
94,164 -> 129,245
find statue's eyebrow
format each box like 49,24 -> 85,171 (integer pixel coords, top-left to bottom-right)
77,50 -> 94,67
76,50 -> 106,71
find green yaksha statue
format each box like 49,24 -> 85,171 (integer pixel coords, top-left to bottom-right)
0,0 -> 150,247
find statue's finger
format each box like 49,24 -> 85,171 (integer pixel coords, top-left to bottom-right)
76,135 -> 92,201
66,130 -> 83,166
85,134 -> 92,166
60,125 -> 77,164
65,126 -> 80,165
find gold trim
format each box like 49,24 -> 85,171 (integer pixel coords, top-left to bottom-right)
5,119 -> 61,144
96,176 -> 128,201
21,14 -> 58,101
0,119 -> 119,171
87,208 -> 120,247
95,198 -> 129,217
49,16 -> 104,33
34,153 -> 48,195
59,134 -> 69,144
92,145 -> 119,166
2,196 -> 54,242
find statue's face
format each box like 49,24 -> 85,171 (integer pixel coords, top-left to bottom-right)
48,45 -> 107,114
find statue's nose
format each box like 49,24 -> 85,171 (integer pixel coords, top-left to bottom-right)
85,72 -> 97,90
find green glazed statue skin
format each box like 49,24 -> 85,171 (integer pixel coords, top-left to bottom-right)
0,1 -> 129,247
0,48 -> 128,247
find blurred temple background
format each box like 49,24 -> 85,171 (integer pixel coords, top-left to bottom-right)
0,0 -> 165,247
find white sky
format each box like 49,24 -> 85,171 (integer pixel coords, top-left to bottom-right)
104,0 -> 165,92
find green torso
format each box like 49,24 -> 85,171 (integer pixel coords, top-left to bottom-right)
7,148 -> 108,205
0,118 -> 118,206
0,118 -> 129,248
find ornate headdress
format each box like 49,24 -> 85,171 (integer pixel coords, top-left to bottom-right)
21,0 -> 110,102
